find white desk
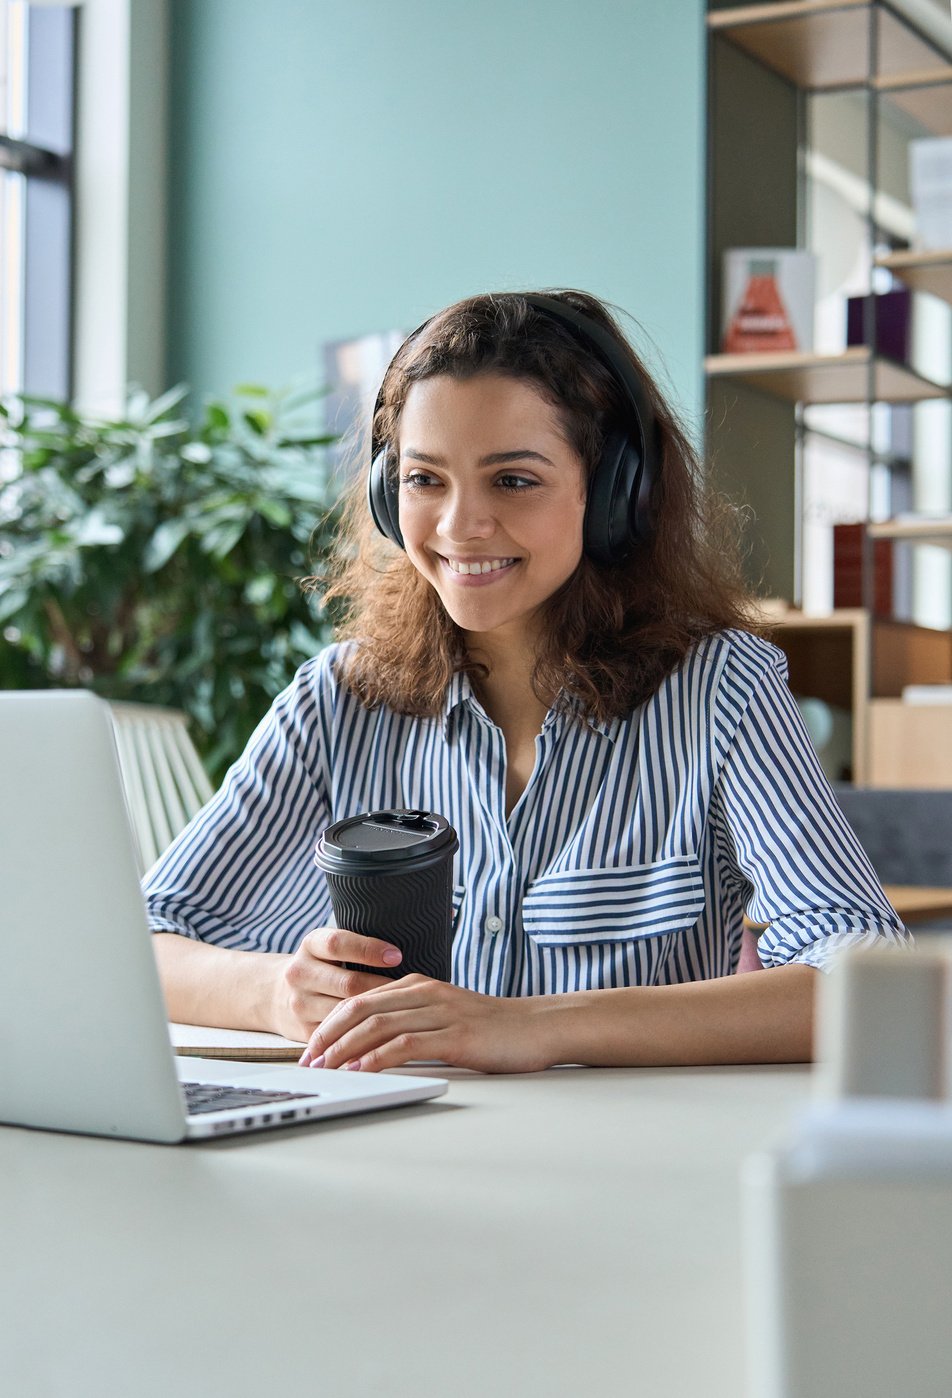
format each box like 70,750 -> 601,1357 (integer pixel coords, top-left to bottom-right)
0,1063 -> 810,1398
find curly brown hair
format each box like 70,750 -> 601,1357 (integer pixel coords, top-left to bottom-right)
312,289 -> 759,721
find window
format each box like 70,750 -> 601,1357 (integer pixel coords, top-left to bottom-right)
0,0 -> 75,399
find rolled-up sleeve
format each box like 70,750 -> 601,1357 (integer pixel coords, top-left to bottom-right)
142,654 -> 334,954
710,650 -> 910,971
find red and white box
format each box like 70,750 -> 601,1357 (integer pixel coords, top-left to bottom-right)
721,247 -> 816,354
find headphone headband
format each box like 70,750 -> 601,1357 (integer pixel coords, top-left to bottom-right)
519,292 -> 654,462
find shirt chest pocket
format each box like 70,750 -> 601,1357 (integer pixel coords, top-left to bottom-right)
521,857 -> 706,947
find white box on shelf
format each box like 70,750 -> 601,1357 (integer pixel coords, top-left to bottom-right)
902,684 -> 952,704
910,137 -> 952,250
721,248 -> 816,354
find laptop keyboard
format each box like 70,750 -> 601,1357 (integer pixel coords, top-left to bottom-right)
182,1081 -> 320,1115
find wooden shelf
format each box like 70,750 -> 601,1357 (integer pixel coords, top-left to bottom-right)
875,248 -> 952,305
875,67 -> 952,135
704,347 -> 949,404
868,516 -> 952,550
709,1 -> 952,90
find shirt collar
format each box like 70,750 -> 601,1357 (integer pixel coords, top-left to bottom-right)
586,712 -> 622,739
441,670 -> 476,736
441,672 -> 621,742
557,694 -> 622,740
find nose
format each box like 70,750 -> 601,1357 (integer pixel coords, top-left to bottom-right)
435,485 -> 495,543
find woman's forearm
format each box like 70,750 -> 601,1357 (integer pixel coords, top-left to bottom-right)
540,963 -> 819,1068
153,935 -> 819,1068
151,932 -> 285,1032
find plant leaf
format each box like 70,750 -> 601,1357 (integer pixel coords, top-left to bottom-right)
243,409 -> 272,436
149,418 -> 189,439
144,384 -> 190,423
201,518 -> 246,559
204,403 -> 230,433
73,511 -> 125,547
257,499 -> 292,528
275,434 -> 338,449
0,589 -> 27,622
143,518 -> 191,573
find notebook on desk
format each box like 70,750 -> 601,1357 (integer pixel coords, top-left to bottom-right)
169,1023 -> 306,1061
0,690 -> 448,1143
169,1023 -> 449,1070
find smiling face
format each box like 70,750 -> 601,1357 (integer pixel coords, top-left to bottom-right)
396,373 -> 587,657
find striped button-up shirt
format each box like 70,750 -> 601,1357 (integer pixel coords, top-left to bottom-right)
143,629 -> 907,991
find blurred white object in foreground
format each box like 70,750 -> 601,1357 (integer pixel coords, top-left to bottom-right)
744,944 -> 952,1398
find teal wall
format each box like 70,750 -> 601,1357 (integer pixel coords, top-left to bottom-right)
167,0 -> 706,422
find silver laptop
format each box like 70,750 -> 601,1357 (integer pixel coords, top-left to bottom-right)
0,690 -> 448,1143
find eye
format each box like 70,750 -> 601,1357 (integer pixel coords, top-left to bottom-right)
399,470 -> 440,490
496,474 -> 538,493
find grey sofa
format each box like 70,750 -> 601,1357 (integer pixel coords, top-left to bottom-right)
833,787 -> 952,931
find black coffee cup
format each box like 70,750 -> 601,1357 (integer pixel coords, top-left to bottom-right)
315,809 -> 460,981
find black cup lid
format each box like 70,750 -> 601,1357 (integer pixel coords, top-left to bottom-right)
316,809 -> 458,871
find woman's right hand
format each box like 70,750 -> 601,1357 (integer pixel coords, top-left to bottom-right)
269,928 -> 404,1043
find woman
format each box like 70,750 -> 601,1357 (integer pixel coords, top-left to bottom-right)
146,289 -> 906,1073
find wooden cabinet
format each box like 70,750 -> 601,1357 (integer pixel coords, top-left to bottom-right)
765,605 -> 952,784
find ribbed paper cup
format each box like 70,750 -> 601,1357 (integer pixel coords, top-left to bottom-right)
315,809 -> 459,981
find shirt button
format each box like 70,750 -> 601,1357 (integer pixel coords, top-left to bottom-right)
484,915 -> 503,935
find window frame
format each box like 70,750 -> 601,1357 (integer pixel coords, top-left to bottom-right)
0,0 -> 76,400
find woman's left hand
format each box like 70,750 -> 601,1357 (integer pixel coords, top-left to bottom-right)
298,976 -> 556,1075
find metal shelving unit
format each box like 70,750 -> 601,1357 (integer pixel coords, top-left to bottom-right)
706,0 -> 952,784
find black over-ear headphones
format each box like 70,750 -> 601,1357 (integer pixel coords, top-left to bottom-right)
367,293 -> 659,567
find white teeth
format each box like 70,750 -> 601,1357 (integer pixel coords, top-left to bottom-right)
446,557 -> 515,575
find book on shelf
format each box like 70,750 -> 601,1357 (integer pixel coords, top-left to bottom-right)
833,523 -> 894,617
846,289 -> 912,363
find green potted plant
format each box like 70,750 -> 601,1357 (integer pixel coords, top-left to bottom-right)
0,381 -> 342,781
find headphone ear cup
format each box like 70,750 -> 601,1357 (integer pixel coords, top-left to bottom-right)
583,429 -> 645,567
368,446 -> 404,549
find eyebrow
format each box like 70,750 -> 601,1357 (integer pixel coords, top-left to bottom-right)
402,448 -> 556,468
